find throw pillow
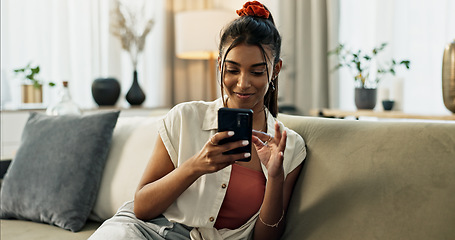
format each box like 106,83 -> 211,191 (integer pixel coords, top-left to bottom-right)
0,111 -> 120,232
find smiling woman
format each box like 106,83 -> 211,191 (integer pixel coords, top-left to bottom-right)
88,2 -> 307,240
221,44 -> 280,114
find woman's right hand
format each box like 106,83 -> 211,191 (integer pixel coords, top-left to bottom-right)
134,132 -> 248,220
186,131 -> 251,175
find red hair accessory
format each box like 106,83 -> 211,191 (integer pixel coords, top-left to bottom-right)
236,1 -> 270,19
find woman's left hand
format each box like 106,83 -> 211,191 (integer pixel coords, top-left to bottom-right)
252,121 -> 287,179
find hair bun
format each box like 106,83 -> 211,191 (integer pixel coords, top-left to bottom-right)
236,1 -> 270,19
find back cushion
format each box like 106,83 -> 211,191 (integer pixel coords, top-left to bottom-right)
90,116 -> 163,221
278,115 -> 455,240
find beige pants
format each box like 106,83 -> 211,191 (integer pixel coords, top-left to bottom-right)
88,201 -> 192,240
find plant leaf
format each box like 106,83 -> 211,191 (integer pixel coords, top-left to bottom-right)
33,81 -> 41,89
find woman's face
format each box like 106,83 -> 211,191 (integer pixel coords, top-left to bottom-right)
220,43 -> 277,114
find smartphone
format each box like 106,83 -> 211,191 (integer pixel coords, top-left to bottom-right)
218,108 -> 253,162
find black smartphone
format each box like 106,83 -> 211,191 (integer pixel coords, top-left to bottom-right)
218,108 -> 253,162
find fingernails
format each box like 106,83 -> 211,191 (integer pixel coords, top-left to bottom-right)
242,140 -> 249,146
244,153 -> 251,158
228,131 -> 234,136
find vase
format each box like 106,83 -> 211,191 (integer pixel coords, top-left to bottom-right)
442,39 -> 455,113
91,78 -> 121,106
126,70 -> 146,106
355,88 -> 377,110
46,81 -> 81,115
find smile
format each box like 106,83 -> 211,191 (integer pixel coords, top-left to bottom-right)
235,92 -> 253,99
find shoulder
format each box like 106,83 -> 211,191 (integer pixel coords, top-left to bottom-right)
281,123 -> 305,148
165,100 -> 215,121
162,99 -> 222,132
168,100 -> 211,115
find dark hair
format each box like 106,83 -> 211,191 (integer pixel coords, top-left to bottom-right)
218,6 -> 281,117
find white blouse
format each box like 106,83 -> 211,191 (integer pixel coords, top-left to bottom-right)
158,98 -> 306,240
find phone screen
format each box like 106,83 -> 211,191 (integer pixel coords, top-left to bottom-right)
217,108 -> 253,162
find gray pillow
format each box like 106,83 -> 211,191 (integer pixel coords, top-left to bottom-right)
0,111 -> 120,232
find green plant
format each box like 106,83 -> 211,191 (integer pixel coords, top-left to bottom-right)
328,42 -> 411,88
13,63 -> 55,89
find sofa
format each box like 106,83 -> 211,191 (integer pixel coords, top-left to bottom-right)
1,112 -> 454,240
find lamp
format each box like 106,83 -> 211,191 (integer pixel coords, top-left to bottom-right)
175,10 -> 235,100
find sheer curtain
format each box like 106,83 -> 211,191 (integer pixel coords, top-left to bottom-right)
1,0 -> 287,110
338,0 -> 455,114
1,0 -> 167,109
277,0 -> 340,115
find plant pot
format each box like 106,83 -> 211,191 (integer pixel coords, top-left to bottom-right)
355,88 -> 377,110
382,100 -> 395,111
92,78 -> 121,106
442,39 -> 455,113
21,84 -> 43,103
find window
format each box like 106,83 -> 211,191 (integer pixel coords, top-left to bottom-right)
337,0 -> 455,114
1,0 -> 166,109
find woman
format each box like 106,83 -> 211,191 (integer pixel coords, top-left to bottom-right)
89,1 -> 306,239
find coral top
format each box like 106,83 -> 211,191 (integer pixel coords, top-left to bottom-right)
214,163 -> 266,230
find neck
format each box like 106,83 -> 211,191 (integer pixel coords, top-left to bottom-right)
224,97 -> 268,132
252,107 -> 267,132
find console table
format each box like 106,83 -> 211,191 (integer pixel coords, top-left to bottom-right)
310,109 -> 455,121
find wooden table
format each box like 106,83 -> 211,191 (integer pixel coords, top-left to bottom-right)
310,109 -> 455,121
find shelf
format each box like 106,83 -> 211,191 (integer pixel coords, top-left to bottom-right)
310,109 -> 455,121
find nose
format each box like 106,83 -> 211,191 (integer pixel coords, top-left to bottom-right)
237,73 -> 251,89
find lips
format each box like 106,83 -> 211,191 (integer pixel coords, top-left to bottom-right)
235,92 -> 253,99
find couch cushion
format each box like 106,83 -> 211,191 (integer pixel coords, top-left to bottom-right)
0,219 -> 100,240
278,115 -> 455,240
90,116 -> 163,221
0,112 -> 119,232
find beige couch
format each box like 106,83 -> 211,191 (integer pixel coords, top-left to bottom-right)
1,113 -> 455,240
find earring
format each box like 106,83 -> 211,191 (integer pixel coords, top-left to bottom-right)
270,81 -> 276,91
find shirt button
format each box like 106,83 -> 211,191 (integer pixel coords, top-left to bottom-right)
209,217 -> 215,222
221,183 -> 227,189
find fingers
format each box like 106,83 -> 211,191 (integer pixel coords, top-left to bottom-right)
220,139 -> 250,153
209,131 -> 234,146
252,121 -> 283,146
278,130 -> 287,152
251,135 -> 263,146
207,131 -> 250,161
208,151 -> 251,172
274,121 -> 282,141
252,130 -> 273,145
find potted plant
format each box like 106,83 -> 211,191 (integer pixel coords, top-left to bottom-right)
329,42 -> 410,109
14,63 -> 55,104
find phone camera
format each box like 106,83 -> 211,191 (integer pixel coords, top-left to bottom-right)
237,113 -> 249,127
